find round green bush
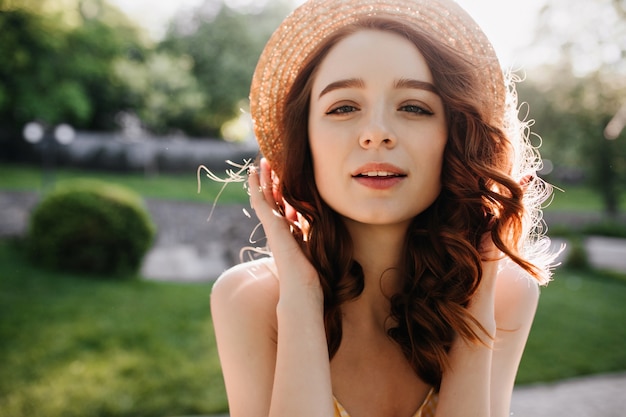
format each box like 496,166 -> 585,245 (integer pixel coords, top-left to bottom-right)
27,179 -> 156,277
565,236 -> 590,270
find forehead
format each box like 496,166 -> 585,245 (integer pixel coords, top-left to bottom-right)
311,29 -> 433,91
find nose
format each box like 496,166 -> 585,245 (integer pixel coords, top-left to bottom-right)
358,109 -> 396,149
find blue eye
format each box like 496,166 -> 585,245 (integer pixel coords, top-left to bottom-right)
400,104 -> 433,115
327,105 -> 358,115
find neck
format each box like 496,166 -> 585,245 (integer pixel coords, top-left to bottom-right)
342,219 -> 409,324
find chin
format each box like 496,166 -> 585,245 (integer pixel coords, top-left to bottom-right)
342,212 -> 416,228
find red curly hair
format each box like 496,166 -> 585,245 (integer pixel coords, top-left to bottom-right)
270,17 -> 552,389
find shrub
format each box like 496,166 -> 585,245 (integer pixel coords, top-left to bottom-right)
547,219 -> 626,239
564,236 -> 591,270
582,219 -> 626,239
27,179 -> 155,277
545,223 -> 575,238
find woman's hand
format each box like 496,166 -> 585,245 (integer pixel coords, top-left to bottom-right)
477,232 -> 502,295
248,158 -> 323,297
247,158 -> 333,416
463,232 -> 501,340
436,233 -> 500,417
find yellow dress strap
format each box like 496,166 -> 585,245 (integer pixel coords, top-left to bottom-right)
333,388 -> 438,417
416,389 -> 438,417
333,397 -> 350,417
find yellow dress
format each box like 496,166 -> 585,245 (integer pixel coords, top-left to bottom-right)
333,389 -> 438,417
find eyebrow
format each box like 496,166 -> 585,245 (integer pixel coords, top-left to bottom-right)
318,78 -> 365,98
394,78 -> 439,95
318,77 -> 439,99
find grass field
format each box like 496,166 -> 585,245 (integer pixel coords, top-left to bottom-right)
517,268 -> 626,383
1,240 -> 625,417
0,163 -> 249,204
545,184 -> 611,212
0,241 -> 226,417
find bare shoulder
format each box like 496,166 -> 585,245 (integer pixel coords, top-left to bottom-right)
494,260 -> 540,331
211,257 -> 280,319
211,258 -> 280,415
491,259 -> 543,413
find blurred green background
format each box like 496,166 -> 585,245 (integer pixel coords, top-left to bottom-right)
1,0 -> 625,416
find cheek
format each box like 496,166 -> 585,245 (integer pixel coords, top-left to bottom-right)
413,133 -> 447,189
310,141 -> 335,189
308,127 -> 329,190
409,128 -> 447,163
429,127 -> 448,166
308,122 -> 338,169
309,134 -> 346,205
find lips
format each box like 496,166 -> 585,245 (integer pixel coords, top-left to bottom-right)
352,163 -> 407,190
357,171 -> 402,178
352,163 -> 407,178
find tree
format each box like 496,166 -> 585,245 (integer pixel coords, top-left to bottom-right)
518,64 -> 626,216
0,0 -> 146,131
159,0 -> 291,137
0,8 -> 89,127
528,0 -> 625,75
113,52 -> 206,135
518,65 -> 626,215
517,0 -> 626,215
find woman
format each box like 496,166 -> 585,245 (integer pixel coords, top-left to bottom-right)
211,1 -> 556,416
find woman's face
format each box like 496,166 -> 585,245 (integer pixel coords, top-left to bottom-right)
308,29 -> 448,228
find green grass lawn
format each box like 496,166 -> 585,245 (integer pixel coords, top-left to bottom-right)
517,267 -> 626,384
1,240 -> 625,417
545,183 -> 623,212
0,241 -> 227,417
0,163 -> 249,204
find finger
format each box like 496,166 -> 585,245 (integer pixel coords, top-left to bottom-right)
479,232 -> 502,260
284,202 -> 298,223
261,157 -> 282,204
260,158 -> 291,221
519,174 -> 534,192
248,165 -> 266,209
249,164 -> 282,226
259,158 -> 275,204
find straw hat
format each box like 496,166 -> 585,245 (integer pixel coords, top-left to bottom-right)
250,0 -> 505,170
